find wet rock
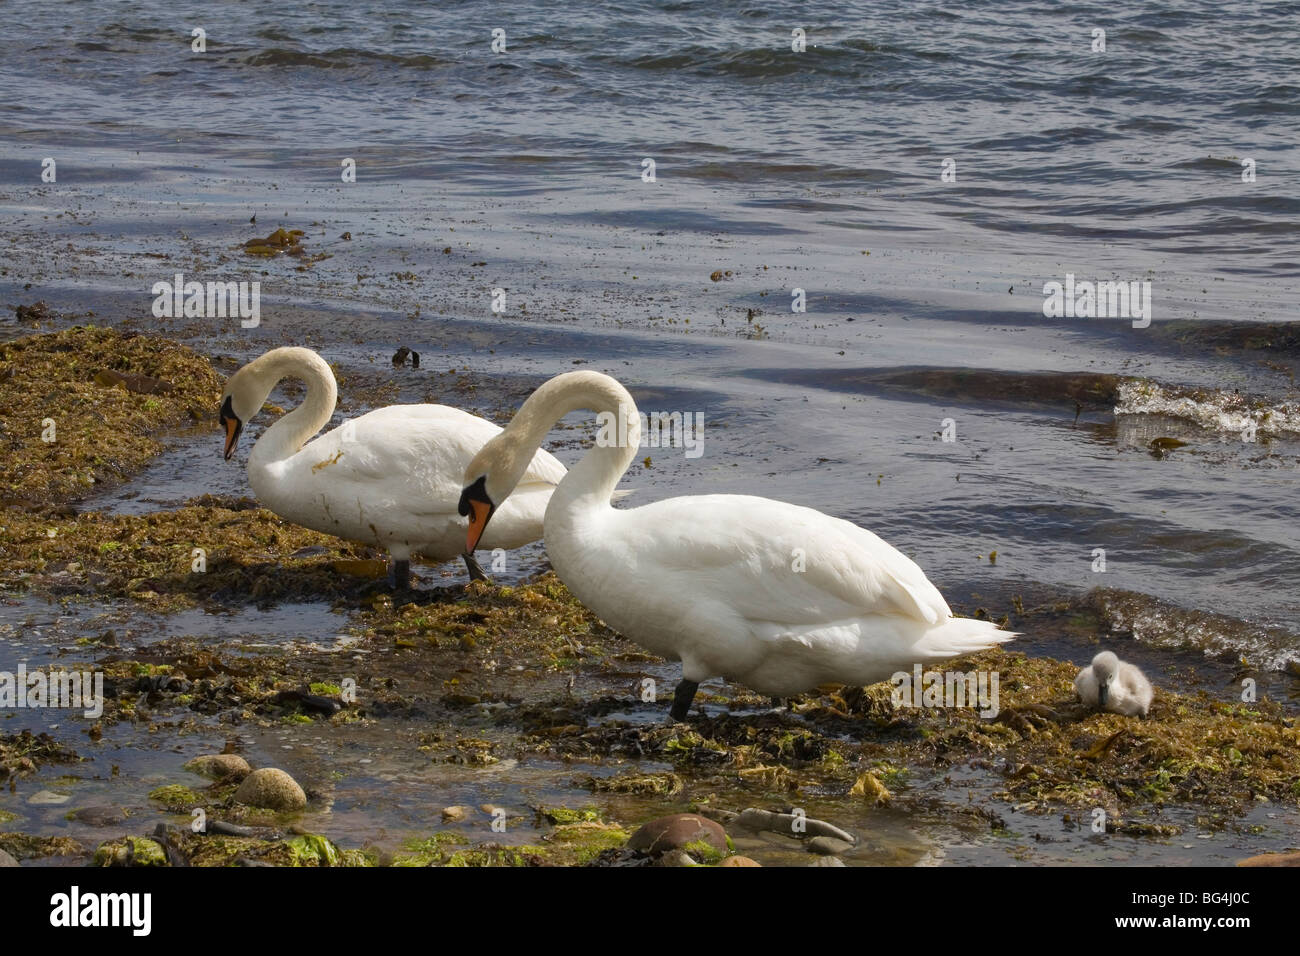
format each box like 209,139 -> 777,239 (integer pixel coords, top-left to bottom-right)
734,807 -> 857,845
808,856 -> 846,867
184,753 -> 252,781
27,790 -> 71,806
718,855 -> 761,867
233,768 -> 307,812
441,805 -> 470,823
808,836 -> 855,856
69,805 -> 131,827
1237,851 -> 1300,867
627,813 -> 728,858
0,848 -> 18,867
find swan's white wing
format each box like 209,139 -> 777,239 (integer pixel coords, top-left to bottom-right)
303,404 -> 564,504
618,494 -> 949,627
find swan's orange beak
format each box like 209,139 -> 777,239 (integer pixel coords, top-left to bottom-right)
223,415 -> 241,460
465,499 -> 492,553
458,476 -> 495,552
220,396 -> 242,461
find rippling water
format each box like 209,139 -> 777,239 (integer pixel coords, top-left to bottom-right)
1,0 -> 1298,667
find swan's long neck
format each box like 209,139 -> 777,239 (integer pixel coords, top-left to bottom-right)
247,348 -> 338,469
508,371 -> 640,509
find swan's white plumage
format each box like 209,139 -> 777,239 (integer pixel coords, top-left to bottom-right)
466,370 -> 1014,699
225,347 -> 564,567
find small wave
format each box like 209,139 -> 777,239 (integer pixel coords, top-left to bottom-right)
1116,380 -> 1300,438
1083,587 -> 1300,673
243,47 -> 447,70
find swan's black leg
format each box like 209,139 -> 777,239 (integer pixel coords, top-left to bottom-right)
389,559 -> 411,590
462,551 -> 491,583
669,679 -> 699,722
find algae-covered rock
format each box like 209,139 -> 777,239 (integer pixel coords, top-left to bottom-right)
233,768 -> 306,812
627,813 -> 727,858
184,754 -> 251,781
94,836 -> 169,867
147,785 -> 204,811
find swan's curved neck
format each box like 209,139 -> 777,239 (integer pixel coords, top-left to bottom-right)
247,349 -> 338,467
510,372 -> 640,507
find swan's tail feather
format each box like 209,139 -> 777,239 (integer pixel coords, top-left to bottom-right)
913,616 -> 1016,661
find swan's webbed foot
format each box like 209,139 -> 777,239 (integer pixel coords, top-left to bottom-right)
668,679 -> 700,722
462,551 -> 491,583
389,559 -> 411,590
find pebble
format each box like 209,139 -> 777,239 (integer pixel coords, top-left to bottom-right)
232,768 -> 307,812
441,805 -> 470,823
184,754 -> 251,781
627,813 -> 728,857
718,855 -> 761,867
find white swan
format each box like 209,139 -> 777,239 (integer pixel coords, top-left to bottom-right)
1075,651 -> 1153,716
220,347 -> 566,586
458,370 -> 1015,720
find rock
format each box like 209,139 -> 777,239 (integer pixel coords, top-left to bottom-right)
441,805 -> 470,823
1237,851 -> 1300,867
27,790 -> 70,806
69,806 -> 130,827
718,855 -> 761,867
808,856 -> 846,866
627,813 -> 728,858
184,754 -> 251,781
232,768 -> 306,812
734,807 -> 857,844
808,836 -> 856,856
0,848 -> 18,867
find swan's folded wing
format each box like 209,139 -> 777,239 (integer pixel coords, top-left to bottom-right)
634,495 -> 950,627
308,405 -> 565,502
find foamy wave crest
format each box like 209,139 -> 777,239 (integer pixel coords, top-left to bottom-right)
1116,380 -> 1300,438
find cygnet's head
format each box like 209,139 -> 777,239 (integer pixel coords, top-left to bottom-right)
1091,651 -> 1120,707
